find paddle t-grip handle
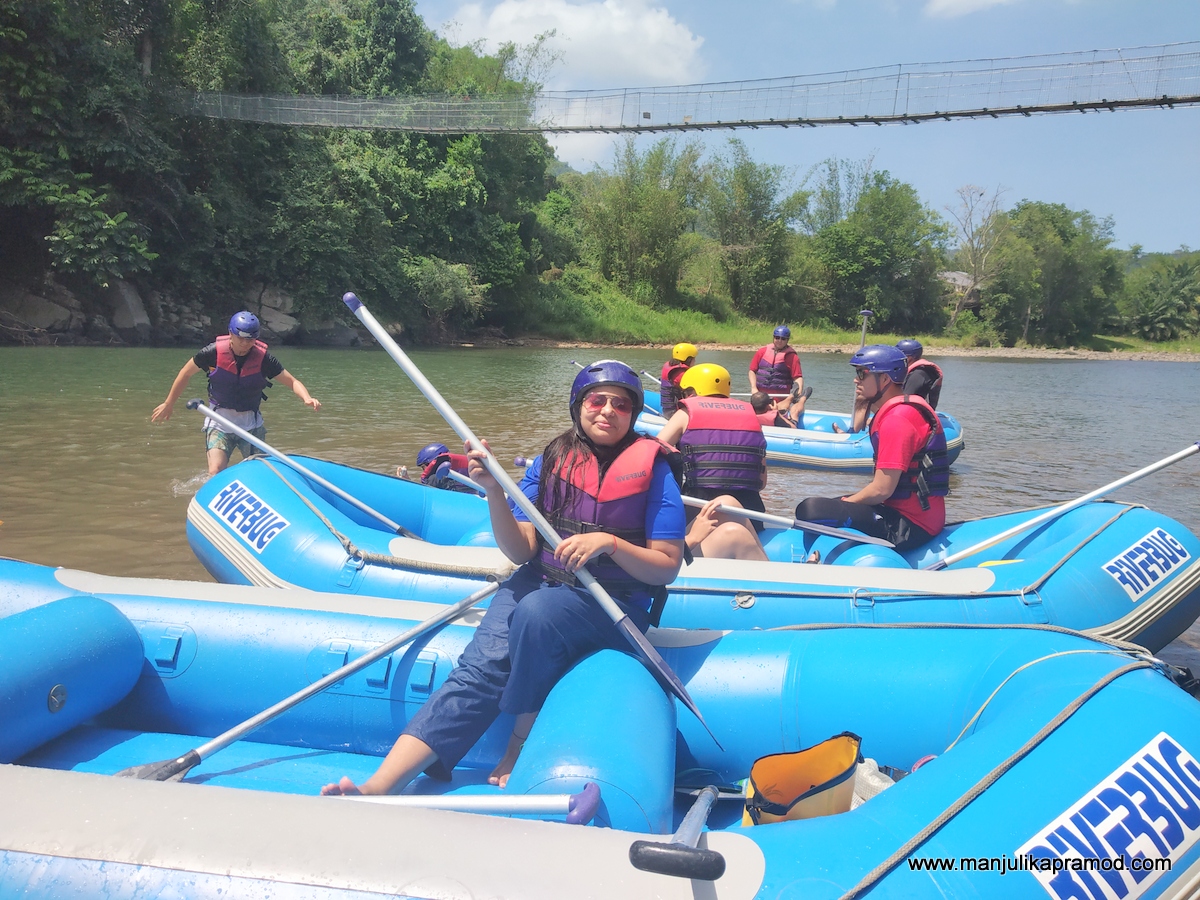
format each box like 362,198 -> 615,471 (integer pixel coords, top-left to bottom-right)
566,782 -> 602,825
629,841 -> 726,881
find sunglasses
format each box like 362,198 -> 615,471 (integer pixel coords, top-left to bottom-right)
582,392 -> 633,415
854,367 -> 876,382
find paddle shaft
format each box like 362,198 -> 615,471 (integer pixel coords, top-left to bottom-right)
118,581 -> 499,780
348,792 -> 573,813
188,401 -> 407,535
193,582 -> 498,761
680,496 -> 895,548
344,294 -> 716,741
925,441 -> 1200,571
853,309 -> 873,424
445,468 -> 487,496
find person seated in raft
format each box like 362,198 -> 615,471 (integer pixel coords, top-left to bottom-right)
657,363 -> 769,562
751,391 -> 798,429
413,442 -> 476,492
837,338 -> 943,434
796,345 -> 949,552
660,342 -> 697,418
320,360 -> 685,796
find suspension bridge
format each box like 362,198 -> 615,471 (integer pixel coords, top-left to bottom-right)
181,41 -> 1200,134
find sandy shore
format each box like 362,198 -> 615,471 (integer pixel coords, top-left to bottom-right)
460,336 -> 1200,362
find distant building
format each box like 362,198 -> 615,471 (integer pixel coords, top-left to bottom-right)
938,271 -> 974,294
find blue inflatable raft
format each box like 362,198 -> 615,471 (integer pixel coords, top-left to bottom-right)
638,390 -> 966,473
187,455 -> 1200,650
3,557 -> 1200,899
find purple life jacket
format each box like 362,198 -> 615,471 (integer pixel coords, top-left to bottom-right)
207,335 -> 270,412
538,438 -> 673,599
754,347 -> 798,393
677,397 -> 767,495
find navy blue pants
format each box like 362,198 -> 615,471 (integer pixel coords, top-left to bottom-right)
403,566 -> 650,778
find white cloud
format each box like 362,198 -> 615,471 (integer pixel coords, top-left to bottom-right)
923,0 -> 1023,17
446,0 -> 705,88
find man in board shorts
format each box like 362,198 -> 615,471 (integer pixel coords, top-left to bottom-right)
151,311 -> 321,474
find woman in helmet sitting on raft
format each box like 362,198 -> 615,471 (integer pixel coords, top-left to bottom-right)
321,360 -> 685,797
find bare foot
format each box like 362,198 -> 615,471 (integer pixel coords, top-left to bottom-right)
320,776 -> 363,796
487,748 -> 521,789
831,422 -> 845,434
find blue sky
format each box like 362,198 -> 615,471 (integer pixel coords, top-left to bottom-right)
413,0 -> 1199,252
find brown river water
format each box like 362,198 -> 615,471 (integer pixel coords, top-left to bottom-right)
2,346 -> 1199,663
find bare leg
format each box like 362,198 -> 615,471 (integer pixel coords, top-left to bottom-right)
688,496 -> 768,561
320,734 -> 439,796
488,712 -> 536,789
207,447 -> 231,476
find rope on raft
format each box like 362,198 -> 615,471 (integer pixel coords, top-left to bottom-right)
261,459 -> 516,580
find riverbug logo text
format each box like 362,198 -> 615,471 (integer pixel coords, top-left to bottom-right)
208,481 -> 290,553
1017,732 -> 1200,900
1103,528 -> 1190,601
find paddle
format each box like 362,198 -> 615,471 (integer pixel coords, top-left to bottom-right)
681,495 -> 896,548
847,309 -> 874,433
187,400 -> 416,538
344,782 -> 602,825
924,441 -> 1200,571
344,292 -> 719,745
116,580 -> 500,781
444,467 -> 487,496
629,785 -> 726,880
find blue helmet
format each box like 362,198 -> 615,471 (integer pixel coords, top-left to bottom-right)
773,325 -> 791,339
416,442 -> 450,467
229,311 -> 261,339
570,360 -> 644,420
896,339 -> 923,360
850,344 -> 908,385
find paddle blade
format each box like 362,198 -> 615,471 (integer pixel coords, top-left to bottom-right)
615,617 -> 724,751
114,749 -> 201,782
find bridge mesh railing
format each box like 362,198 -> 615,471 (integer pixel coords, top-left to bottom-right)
180,41 -> 1200,133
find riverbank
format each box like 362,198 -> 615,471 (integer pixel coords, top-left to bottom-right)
459,335 -> 1200,362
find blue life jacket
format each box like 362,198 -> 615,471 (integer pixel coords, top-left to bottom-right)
207,335 -> 270,412
678,397 -> 767,495
869,395 -> 950,511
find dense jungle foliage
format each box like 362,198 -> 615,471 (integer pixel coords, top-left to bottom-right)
2,0 -> 1197,346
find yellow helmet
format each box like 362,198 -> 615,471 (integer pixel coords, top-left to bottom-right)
672,342 -> 698,362
680,363 -> 731,398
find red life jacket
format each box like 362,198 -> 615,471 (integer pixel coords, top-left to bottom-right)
869,395 -> 949,510
538,438 -> 677,600
905,359 -> 944,409
208,335 -> 270,412
420,452 -> 474,492
660,360 -> 689,417
678,397 -> 767,495
755,410 -> 778,427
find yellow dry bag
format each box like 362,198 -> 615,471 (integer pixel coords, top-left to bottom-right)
742,731 -> 862,826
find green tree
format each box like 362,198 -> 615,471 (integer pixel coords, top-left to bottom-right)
811,171 -> 948,331
577,137 -> 703,304
979,202 -> 1123,346
700,138 -> 807,319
